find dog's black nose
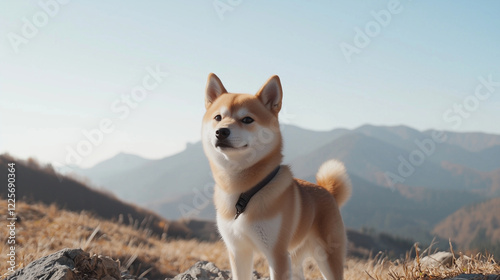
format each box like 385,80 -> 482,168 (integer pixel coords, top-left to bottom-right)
216,128 -> 230,140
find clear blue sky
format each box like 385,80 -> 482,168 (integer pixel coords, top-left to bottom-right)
1,1 -> 499,168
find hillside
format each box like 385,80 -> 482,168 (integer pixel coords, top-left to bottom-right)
0,154 -> 214,241
292,129 -> 500,191
341,174 -> 483,244
280,125 -> 349,163
0,199 -> 409,279
71,153 -> 151,182
2,200 -> 499,280
0,199 -> 210,279
433,197 -> 500,256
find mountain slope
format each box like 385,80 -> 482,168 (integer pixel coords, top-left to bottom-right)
424,130 -> 500,152
476,146 -> 500,171
77,142 -> 213,205
281,125 -> 349,163
0,154 -> 219,240
357,125 -> 500,172
291,132 -> 408,180
75,152 -> 151,184
342,174 -> 484,243
433,197 -> 500,255
290,132 -> 494,193
0,154 -> 168,235
354,124 -> 425,151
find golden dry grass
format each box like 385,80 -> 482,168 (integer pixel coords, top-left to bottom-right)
1,200 -> 499,280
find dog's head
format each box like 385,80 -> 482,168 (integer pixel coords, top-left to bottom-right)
202,73 -> 283,171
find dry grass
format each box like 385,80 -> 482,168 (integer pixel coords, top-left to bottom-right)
1,200 -> 499,279
349,249 -> 499,280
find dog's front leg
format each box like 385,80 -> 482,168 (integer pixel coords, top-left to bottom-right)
228,246 -> 254,280
268,250 -> 292,280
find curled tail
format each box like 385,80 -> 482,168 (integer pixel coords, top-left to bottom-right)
316,159 -> 352,207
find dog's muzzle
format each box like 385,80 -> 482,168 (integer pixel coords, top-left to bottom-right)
215,128 -> 232,148
216,128 -> 230,140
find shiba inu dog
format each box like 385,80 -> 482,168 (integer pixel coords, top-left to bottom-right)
202,73 -> 352,280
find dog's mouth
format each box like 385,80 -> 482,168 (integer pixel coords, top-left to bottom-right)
215,141 -> 248,150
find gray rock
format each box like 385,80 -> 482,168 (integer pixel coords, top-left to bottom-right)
420,251 -> 454,268
167,261 -> 268,280
7,248 -> 83,280
6,248 -> 129,280
167,261 -> 229,280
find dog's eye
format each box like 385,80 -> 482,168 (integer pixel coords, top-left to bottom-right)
214,115 -> 222,121
241,117 -> 254,124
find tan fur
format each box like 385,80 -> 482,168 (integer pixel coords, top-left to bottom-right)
202,73 -> 351,280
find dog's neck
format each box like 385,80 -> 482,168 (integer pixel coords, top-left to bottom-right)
210,151 -> 283,194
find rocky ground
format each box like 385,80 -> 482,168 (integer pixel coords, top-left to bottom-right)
5,248 -> 145,280
5,248 -> 500,280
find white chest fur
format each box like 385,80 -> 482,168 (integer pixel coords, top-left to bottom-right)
217,213 -> 283,255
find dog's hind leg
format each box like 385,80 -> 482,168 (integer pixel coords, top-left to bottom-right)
290,246 -> 307,280
314,249 -> 344,280
312,232 -> 346,280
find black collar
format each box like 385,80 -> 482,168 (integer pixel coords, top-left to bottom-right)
234,165 -> 281,220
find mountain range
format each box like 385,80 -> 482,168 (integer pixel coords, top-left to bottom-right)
71,124 -> 500,249
0,153 -> 417,259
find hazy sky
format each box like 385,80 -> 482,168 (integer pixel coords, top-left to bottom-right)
1,1 -> 499,168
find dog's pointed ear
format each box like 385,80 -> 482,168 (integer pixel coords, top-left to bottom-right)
256,75 -> 282,114
205,73 -> 227,109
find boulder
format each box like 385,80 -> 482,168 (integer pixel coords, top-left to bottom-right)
167,261 -> 267,280
6,248 -> 135,280
420,251 -> 454,268
7,248 -> 84,280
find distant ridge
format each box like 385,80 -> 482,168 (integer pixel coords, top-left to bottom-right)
88,152 -> 150,172
56,124 -> 500,248
424,130 -> 500,152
